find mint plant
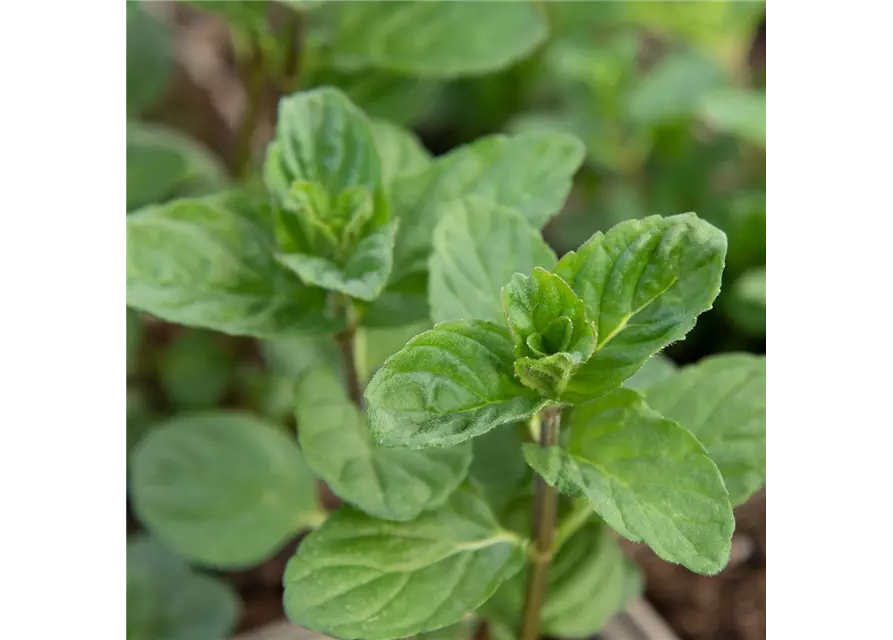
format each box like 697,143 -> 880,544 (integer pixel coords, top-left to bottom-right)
127,80 -> 765,640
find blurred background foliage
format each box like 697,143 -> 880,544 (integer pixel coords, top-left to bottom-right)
126,2 -> 765,636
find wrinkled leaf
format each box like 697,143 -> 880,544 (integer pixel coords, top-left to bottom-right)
390,131 -> 585,284
643,353 -> 766,506
127,536 -> 241,640
429,198 -> 557,325
127,121 -> 228,212
371,119 -> 432,183
556,213 -> 727,402
126,197 -> 332,339
131,412 -> 323,568
523,389 -> 734,574
296,367 -> 472,521
365,320 -> 546,449
502,268 -> 596,398
328,2 -> 548,78
283,487 -> 526,640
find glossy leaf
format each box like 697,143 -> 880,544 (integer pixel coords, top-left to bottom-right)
126,1 -> 172,114
390,131 -> 585,284
643,353 -> 766,506
482,523 -> 641,638
502,268 -> 596,398
296,367 -> 472,521
365,320 -> 546,449
523,389 -> 734,574
126,197 -> 332,339
371,119 -> 432,184
328,2 -> 548,78
282,487 -> 526,640
127,121 -> 227,212
131,412 -> 324,568
556,213 -> 727,402
127,536 -> 240,640
429,199 -> 557,325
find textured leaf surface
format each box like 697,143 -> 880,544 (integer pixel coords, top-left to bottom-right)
523,389 -> 734,574
282,487 -> 526,640
127,536 -> 240,640
371,119 -> 432,183
390,131 -> 585,284
275,219 -> 397,301
643,354 -> 766,506
296,368 -> 472,521
127,121 -> 227,212
429,199 -> 557,325
482,523 -> 641,638
265,87 -> 382,202
365,320 -> 546,449
131,412 -> 323,568
127,198 -> 332,339
328,1 -> 548,78
556,213 -> 727,402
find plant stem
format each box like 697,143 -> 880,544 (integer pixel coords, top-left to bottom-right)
334,296 -> 365,410
519,405 -> 562,640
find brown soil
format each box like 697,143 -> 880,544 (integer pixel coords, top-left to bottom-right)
623,490 -> 766,640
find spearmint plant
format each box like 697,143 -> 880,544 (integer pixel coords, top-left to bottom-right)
127,83 -> 765,640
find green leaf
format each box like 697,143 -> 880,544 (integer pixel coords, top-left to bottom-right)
127,308 -> 142,374
365,320 -> 546,449
482,522 -> 641,638
276,218 -> 398,301
282,486 -> 526,640
523,389 -> 734,574
260,334 -> 340,378
127,121 -> 228,212
157,330 -> 235,411
642,353 -> 766,506
360,271 -> 431,329
327,1 -> 548,78
127,536 -> 240,640
127,1 -> 172,114
131,412 -> 323,568
502,268 -> 596,398
469,425 -> 530,512
264,87 -> 385,213
628,52 -> 728,124
623,353 -> 677,391
556,213 -> 727,402
429,199 -> 557,325
699,89 -> 766,146
126,197 -> 333,340
296,367 -> 472,521
390,131 -> 585,284
358,320 -> 433,382
418,619 -> 475,640
371,119 -> 432,184
725,266 -> 766,336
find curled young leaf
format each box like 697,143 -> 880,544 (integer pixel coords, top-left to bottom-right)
365,320 -> 547,449
556,213 -> 727,402
296,368 -> 472,521
327,1 -> 548,78
642,353 -> 766,506
126,197 -> 333,339
429,198 -> 557,325
523,389 -> 734,574
502,268 -> 595,398
131,412 -> 324,568
282,487 -> 526,640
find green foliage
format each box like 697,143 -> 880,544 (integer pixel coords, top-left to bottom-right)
127,536 -> 241,640
126,2 -> 172,115
131,412 -> 323,568
157,330 -> 235,410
